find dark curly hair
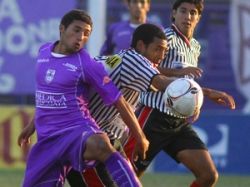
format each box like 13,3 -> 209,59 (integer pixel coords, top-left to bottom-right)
60,9 -> 93,29
131,23 -> 166,48
171,0 -> 204,22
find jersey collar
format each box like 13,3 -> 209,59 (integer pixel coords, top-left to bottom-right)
171,24 -> 191,48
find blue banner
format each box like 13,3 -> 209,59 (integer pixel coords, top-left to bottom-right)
153,113 -> 250,174
0,0 -> 75,94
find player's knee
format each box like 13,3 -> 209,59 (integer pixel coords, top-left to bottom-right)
209,169 -> 219,184
200,168 -> 219,186
85,134 -> 115,162
94,137 -> 115,162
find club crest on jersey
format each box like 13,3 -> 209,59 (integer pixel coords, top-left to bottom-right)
45,69 -> 56,84
105,55 -> 121,69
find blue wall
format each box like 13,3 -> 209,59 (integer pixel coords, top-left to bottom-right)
153,113 -> 250,174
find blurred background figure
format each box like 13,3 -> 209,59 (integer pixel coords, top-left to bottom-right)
100,0 -> 151,55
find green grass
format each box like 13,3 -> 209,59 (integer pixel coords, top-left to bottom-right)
141,173 -> 250,187
1,169 -> 250,187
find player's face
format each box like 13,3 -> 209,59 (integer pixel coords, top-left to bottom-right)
172,2 -> 200,39
59,20 -> 91,54
142,37 -> 168,65
128,0 -> 150,22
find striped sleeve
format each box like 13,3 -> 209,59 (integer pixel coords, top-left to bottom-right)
120,50 -> 159,92
140,91 -> 166,112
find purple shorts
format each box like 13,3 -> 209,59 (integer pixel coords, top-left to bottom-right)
22,124 -> 103,187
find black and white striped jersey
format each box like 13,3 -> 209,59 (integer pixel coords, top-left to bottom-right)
140,24 -> 201,117
88,49 -> 159,140
160,24 -> 201,69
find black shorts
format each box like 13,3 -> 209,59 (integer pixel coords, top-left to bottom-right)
133,108 -> 207,172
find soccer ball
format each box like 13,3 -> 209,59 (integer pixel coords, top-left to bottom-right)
163,78 -> 204,117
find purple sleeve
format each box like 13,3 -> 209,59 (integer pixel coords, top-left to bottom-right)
82,52 -> 121,105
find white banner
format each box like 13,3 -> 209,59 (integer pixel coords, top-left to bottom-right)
230,0 -> 250,113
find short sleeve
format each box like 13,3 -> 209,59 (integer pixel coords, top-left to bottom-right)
81,51 -> 121,106
120,51 -> 159,92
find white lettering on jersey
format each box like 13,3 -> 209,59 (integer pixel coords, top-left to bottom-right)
36,91 -> 67,109
37,58 -> 49,63
63,63 -> 77,72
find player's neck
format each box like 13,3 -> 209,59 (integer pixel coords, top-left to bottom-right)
180,30 -> 193,41
130,16 -> 146,25
53,42 -> 67,55
173,24 -> 194,41
186,30 -> 194,40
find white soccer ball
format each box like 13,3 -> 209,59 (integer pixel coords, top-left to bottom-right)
163,78 -> 204,117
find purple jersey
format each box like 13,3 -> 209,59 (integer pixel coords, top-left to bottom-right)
100,21 -> 137,55
35,42 -> 121,139
100,21 -> 163,56
23,42 -> 122,187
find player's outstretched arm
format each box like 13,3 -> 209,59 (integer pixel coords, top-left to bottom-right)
114,96 -> 149,160
158,66 -> 203,79
202,87 -> 236,109
17,117 -> 35,147
151,74 -> 175,91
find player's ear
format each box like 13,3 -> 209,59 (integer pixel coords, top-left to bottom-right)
146,0 -> 151,12
172,10 -> 177,22
197,14 -> 201,22
136,40 -> 146,53
59,24 -> 65,33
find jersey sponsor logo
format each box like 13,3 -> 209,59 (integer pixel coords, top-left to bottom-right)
37,58 -> 49,63
36,91 -> 67,109
105,55 -> 121,69
63,63 -> 77,72
45,69 -> 55,84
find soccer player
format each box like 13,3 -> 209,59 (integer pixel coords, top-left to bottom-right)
100,0 -> 150,55
125,1 -> 236,187
82,23 -> 169,187
19,23 -> 172,186
21,9 -> 148,187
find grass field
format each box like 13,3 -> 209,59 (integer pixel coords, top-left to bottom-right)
1,169 -> 250,187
